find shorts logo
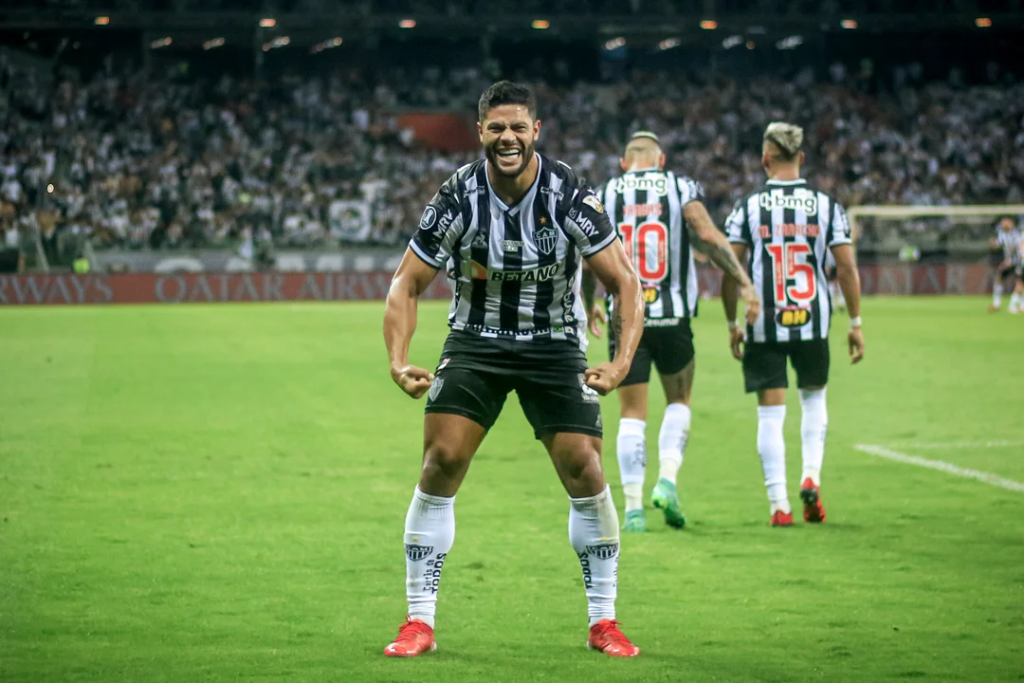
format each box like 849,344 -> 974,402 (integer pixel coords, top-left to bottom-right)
535,227 -> 557,255
405,544 -> 435,561
585,543 -> 619,560
419,206 -> 437,231
428,377 -> 445,402
579,374 -> 600,404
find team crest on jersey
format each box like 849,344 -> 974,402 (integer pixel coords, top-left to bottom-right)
428,377 -> 445,402
536,226 -> 558,255
419,206 -> 437,231
582,195 -> 605,214
776,306 -> 811,328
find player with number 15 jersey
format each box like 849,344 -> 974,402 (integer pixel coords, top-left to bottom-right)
721,121 -> 865,528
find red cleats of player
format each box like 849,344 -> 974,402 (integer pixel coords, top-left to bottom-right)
587,619 -> 640,657
800,478 -> 827,523
770,510 -> 794,526
383,617 -> 437,657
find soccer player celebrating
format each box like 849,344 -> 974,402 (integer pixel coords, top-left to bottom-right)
989,216 -> 1024,313
721,122 -> 865,526
583,131 -> 759,532
382,81 -> 644,658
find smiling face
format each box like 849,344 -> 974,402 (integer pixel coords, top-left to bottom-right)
478,104 -> 541,179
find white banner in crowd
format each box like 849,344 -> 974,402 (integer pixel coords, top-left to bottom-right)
329,200 -> 372,241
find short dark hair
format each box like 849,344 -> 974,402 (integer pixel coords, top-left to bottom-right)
478,81 -> 537,122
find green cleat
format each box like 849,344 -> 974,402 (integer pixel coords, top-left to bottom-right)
650,478 -> 686,529
621,509 -> 647,533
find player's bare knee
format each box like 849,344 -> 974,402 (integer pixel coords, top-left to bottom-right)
552,444 -> 604,496
422,440 -> 471,482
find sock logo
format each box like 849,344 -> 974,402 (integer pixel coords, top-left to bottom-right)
585,543 -> 620,560
422,552 -> 447,593
405,544 -> 435,561
577,552 -> 593,590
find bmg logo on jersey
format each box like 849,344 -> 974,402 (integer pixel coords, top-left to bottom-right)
612,173 -> 669,196
759,190 -> 818,215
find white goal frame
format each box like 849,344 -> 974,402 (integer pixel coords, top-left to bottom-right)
846,204 -> 1024,241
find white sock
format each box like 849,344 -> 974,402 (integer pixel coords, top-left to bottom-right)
799,388 -> 828,486
657,403 -> 691,485
1010,293 -> 1022,311
757,405 -> 790,514
569,486 -> 619,626
993,283 -> 1003,307
404,487 -> 456,629
616,418 -> 646,512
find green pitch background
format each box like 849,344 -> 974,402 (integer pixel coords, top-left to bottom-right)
1,297 -> 1021,683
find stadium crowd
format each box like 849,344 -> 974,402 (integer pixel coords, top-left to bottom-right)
1,51 -> 1022,262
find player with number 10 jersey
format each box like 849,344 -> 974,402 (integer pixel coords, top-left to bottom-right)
584,131 -> 759,533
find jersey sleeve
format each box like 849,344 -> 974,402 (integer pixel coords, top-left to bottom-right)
724,199 -> 750,245
566,187 -> 618,257
827,201 -> 853,247
408,179 -> 464,269
677,176 -> 706,206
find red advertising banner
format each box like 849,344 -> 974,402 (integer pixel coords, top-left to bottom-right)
0,271 -> 452,306
0,264 -> 997,306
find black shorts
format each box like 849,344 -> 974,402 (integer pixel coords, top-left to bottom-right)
742,339 -> 830,393
608,318 -> 694,388
425,331 -> 603,440
999,265 -> 1016,280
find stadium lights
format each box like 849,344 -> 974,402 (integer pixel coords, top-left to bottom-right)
150,37 -> 172,49
746,40 -> 755,50
658,37 -> 681,50
311,37 -> 343,53
94,16 -> 110,25
700,20 -> 718,30
399,19 -> 416,28
261,36 -> 290,52
531,19 -> 550,29
776,35 -> 803,50
722,35 -> 743,49
203,37 -> 225,50
604,37 -> 626,50
47,184 -> 54,194
975,17 -> 992,27
840,19 -> 858,29
259,18 -> 276,28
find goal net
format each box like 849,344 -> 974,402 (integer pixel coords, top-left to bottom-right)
845,204 -> 1024,296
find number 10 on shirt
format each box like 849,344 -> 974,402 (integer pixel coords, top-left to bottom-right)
618,221 -> 669,282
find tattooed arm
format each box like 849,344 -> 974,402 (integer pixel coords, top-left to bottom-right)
683,200 -> 760,325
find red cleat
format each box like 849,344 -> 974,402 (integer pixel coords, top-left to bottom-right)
383,617 -> 437,657
800,478 -> 827,523
587,619 -> 640,657
770,510 -> 794,526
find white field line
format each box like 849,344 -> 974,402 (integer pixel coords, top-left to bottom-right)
885,440 -> 1024,450
854,444 -> 1024,493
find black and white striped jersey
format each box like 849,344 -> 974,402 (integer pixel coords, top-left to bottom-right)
600,170 -> 703,321
410,155 -> 617,349
725,178 -> 852,343
996,226 -> 1024,265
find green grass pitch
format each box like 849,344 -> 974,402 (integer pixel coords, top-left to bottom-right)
1,297 -> 1022,683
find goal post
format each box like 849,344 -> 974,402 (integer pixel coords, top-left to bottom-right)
847,205 -> 1024,243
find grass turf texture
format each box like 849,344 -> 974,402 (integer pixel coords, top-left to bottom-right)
1,297 -> 1022,683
